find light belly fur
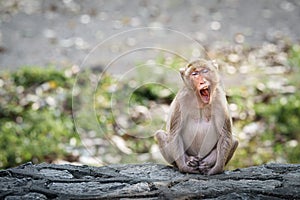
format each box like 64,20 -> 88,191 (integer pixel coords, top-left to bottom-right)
182,118 -> 212,156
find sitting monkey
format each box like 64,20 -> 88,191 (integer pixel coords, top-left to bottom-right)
155,59 -> 238,175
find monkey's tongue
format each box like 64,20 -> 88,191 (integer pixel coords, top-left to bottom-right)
200,89 -> 210,103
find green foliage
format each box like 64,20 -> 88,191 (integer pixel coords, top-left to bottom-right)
130,84 -> 175,105
223,43 -> 300,168
12,66 -> 68,87
228,82 -> 300,166
0,67 -> 78,168
288,44 -> 300,69
253,92 -> 300,163
255,94 -> 300,139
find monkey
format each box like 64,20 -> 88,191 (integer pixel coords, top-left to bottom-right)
155,59 -> 238,175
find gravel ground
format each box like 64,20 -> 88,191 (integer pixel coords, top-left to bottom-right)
0,0 -> 299,71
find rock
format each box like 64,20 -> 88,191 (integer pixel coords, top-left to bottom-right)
0,162 -> 299,199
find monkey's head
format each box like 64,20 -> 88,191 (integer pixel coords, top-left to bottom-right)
180,59 -> 220,105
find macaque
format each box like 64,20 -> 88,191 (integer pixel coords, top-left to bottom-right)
155,59 -> 238,175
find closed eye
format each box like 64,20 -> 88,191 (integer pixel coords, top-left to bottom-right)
191,71 -> 200,76
201,69 -> 209,73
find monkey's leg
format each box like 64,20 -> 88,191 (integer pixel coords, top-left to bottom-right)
155,130 -> 174,165
225,139 -> 238,165
207,138 -> 238,175
207,135 -> 230,175
155,130 -> 199,173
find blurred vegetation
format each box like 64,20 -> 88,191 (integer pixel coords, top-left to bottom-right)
0,42 -> 300,169
222,43 -> 300,168
0,67 -> 79,168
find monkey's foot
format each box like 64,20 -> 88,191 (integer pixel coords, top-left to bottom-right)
207,166 -> 223,175
187,156 -> 200,168
198,161 -> 212,175
178,165 -> 200,174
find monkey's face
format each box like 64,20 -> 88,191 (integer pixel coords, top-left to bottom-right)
190,67 -> 211,104
180,59 -> 219,105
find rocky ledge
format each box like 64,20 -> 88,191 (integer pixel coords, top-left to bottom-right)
0,162 -> 299,199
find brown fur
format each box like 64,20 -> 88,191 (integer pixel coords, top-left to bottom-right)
155,59 -> 238,175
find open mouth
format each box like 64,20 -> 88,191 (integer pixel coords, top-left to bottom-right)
199,86 -> 210,104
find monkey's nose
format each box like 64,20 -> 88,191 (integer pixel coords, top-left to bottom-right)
199,79 -> 206,85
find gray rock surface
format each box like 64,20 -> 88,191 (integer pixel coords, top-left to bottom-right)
0,162 -> 299,199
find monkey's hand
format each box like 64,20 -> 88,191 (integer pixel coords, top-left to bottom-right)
187,156 -> 200,167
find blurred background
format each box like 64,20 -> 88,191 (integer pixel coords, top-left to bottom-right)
0,0 -> 299,169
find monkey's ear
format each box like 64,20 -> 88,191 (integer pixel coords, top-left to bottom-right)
211,60 -> 219,70
179,68 -> 185,76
